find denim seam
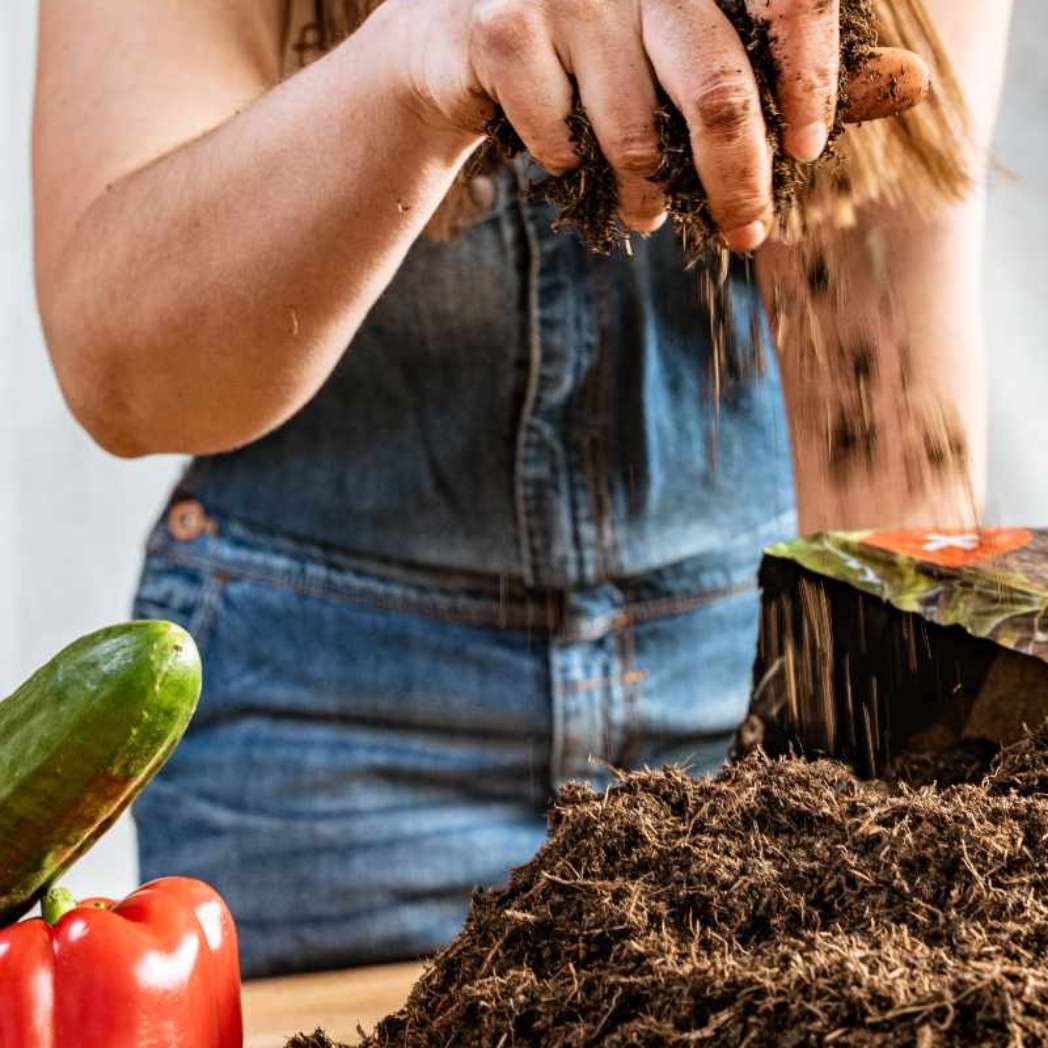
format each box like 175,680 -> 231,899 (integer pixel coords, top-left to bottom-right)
187,571 -> 227,655
561,579 -> 758,643
601,632 -> 613,766
511,159 -> 544,590
559,669 -> 647,694
578,432 -> 600,583
587,259 -> 619,580
155,547 -> 547,630
548,642 -> 566,787
618,607 -> 641,769
571,339 -> 600,585
624,580 -> 757,622
564,293 -> 588,586
150,544 -> 756,640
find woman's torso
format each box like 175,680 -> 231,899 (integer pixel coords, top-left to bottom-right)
181,157 -> 795,589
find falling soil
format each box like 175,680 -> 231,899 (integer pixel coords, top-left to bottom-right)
289,728 -> 1048,1048
304,0 -> 973,498
458,0 -> 973,496
464,0 -> 900,471
472,1 -> 878,265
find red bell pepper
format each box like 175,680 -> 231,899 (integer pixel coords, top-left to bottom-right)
0,877 -> 242,1048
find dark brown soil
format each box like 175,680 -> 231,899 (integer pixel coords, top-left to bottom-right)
289,728 -> 1048,1047
471,0 -> 878,266
286,1034 -> 342,1048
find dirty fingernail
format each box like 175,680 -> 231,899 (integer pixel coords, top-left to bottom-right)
788,121 -> 829,163
724,220 -> 768,254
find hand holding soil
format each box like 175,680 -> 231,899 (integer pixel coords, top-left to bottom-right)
395,0 -> 930,252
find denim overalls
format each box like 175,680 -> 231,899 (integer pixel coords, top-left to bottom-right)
132,159 -> 796,977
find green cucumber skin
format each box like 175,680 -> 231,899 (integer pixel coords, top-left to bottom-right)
0,621 -> 202,924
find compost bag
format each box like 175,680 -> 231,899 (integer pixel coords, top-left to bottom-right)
740,527 -> 1048,777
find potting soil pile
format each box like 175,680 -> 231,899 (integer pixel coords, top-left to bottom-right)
288,725 -> 1048,1048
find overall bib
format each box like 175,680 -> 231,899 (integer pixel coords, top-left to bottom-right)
132,159 -> 796,977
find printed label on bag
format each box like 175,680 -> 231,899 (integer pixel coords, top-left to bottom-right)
861,528 -> 1034,568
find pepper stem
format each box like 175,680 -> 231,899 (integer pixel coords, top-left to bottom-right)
42,886 -> 78,926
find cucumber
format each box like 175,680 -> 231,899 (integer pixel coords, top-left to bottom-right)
0,621 -> 201,925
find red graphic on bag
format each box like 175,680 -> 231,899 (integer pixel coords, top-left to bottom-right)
861,528 -> 1034,568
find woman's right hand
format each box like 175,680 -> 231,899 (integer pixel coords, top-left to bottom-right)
390,0 -> 930,251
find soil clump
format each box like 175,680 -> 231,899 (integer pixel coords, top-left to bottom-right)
472,0 -> 878,265
289,727 -> 1048,1047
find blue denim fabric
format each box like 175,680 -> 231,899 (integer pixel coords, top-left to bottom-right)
133,156 -> 797,977
133,505 -> 792,978
180,159 -> 796,588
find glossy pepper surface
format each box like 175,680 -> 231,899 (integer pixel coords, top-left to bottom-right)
0,877 -> 242,1047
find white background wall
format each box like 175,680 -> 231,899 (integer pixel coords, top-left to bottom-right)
1,4 -> 1045,900
983,7 -> 1048,525
1,5 -> 182,900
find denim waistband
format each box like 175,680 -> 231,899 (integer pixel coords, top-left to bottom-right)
145,494 -> 784,643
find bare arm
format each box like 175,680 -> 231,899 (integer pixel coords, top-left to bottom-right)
37,0 -> 925,459
34,1 -> 481,457
761,0 -> 1014,534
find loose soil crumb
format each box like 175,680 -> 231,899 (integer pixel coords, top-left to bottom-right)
291,728 -> 1048,1048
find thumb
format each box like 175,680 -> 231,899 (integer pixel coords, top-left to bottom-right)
842,47 -> 932,123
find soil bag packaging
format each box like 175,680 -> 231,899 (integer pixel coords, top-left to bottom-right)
737,528 -> 1048,776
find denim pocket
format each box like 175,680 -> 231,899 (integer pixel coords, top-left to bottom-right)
132,553 -> 225,659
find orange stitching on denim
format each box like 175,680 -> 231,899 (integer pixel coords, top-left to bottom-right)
621,581 -> 758,626
561,670 -> 647,695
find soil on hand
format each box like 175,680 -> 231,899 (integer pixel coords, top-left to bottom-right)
474,0 -> 878,265
469,0 -> 890,461
293,729 -> 1048,1047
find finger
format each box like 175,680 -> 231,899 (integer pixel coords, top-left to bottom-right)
471,1 -> 578,174
568,18 -> 667,233
644,0 -> 772,252
749,0 -> 839,163
843,47 -> 931,122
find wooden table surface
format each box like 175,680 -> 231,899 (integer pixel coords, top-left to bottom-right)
243,962 -> 425,1048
